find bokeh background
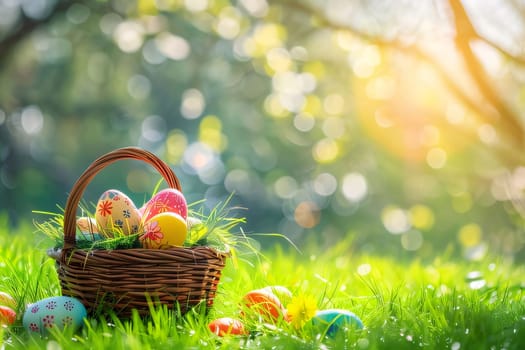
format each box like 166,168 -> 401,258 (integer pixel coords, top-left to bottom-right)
1,0 -> 525,260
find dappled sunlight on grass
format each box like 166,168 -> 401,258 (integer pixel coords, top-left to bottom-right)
1,218 -> 524,348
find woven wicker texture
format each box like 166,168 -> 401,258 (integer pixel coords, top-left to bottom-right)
56,147 -> 228,317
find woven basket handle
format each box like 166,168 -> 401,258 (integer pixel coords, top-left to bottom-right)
62,147 -> 182,250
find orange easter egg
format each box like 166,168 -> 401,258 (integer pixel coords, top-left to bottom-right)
242,289 -> 286,322
141,212 -> 187,248
0,292 -> 15,308
262,286 -> 293,306
0,305 -> 16,326
208,317 -> 247,336
95,189 -> 141,237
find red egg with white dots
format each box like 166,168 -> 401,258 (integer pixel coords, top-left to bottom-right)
142,188 -> 188,223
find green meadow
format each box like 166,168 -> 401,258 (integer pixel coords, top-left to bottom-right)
1,217 -> 524,349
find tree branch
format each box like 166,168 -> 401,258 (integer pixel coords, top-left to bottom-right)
279,0 -> 525,153
274,0 -> 525,166
448,0 -> 524,147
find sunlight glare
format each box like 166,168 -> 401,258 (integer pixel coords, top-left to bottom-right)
165,129 -> 188,164
357,263 -> 371,276
274,176 -> 298,199
349,45 -> 380,78
366,76 -> 396,100
409,204 -> 434,230
382,206 -> 411,234
141,115 -> 166,142
264,94 -> 289,117
155,32 -> 190,61
421,125 -> 440,146
294,201 -> 320,228
199,115 -> 227,152
128,75 -> 151,100
426,147 -> 447,169
452,192 -> 472,213
322,117 -> 345,139
313,173 -> 337,196
401,230 -> 423,251
266,47 -> 292,73
184,0 -> 208,12
312,138 -> 339,163
458,223 -> 482,247
21,106 -> 44,135
477,124 -> 497,144
181,89 -> 205,119
294,113 -> 315,132
239,0 -> 268,17
374,107 -> 394,128
323,94 -> 344,115
445,101 -> 466,125
342,172 -> 368,203
215,7 -> 241,40
113,20 -> 144,53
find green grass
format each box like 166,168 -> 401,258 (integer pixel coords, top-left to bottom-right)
1,217 -> 524,349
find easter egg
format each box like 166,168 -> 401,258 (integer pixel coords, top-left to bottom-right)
262,286 -> 293,306
186,216 -> 203,230
141,212 -> 187,248
142,188 -> 188,223
242,289 -> 286,322
95,189 -> 141,237
0,292 -> 16,308
0,305 -> 16,325
76,217 -> 103,241
23,296 -> 87,335
312,309 -> 364,336
208,317 -> 247,336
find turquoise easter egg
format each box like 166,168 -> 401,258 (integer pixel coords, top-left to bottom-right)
23,296 -> 87,335
312,309 -> 364,336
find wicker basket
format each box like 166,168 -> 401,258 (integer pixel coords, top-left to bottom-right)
54,147 -> 229,318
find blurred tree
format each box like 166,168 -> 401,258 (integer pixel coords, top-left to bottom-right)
1,0 -> 524,259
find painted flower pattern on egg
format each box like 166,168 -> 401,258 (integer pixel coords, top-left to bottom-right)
95,189 -> 141,237
141,221 -> 164,243
23,296 -> 87,335
141,212 -> 187,249
142,188 -> 188,223
97,200 -> 113,217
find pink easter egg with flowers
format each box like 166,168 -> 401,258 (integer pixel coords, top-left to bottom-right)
142,188 -> 188,223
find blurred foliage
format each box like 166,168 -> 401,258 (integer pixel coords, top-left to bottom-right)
1,0 -> 525,260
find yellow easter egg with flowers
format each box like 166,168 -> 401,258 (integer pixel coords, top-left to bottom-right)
140,212 -> 187,249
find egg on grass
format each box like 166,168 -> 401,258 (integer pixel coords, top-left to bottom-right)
0,305 -> 16,326
208,317 -> 247,336
22,296 -> 87,335
0,291 -> 16,308
23,296 -> 87,335
312,309 -> 364,336
241,288 -> 287,323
